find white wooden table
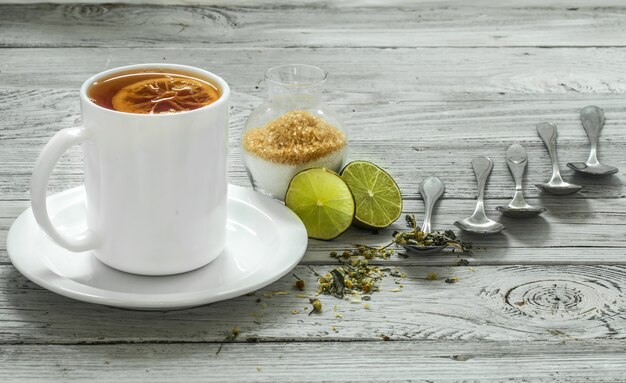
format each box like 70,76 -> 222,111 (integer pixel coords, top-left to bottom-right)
1,1 -> 626,381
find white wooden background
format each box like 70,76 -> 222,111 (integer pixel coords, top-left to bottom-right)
1,1 -> 625,381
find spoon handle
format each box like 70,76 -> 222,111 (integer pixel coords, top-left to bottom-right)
471,156 -> 493,210
580,106 -> 604,166
505,144 -> 527,193
536,122 -> 563,182
419,177 -> 445,233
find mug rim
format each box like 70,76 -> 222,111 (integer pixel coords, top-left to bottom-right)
80,63 -> 231,117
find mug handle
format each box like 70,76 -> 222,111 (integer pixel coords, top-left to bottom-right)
30,127 -> 100,252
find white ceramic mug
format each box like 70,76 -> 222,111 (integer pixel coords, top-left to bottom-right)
30,64 -> 230,275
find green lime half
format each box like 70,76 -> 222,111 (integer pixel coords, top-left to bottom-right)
341,161 -> 402,229
285,168 -> 355,240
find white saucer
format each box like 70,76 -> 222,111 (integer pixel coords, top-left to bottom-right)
7,185 -> 307,310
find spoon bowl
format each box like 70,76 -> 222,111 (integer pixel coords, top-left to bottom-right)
454,217 -> 505,235
401,243 -> 448,255
496,205 -> 546,218
535,181 -> 582,195
567,162 -> 619,176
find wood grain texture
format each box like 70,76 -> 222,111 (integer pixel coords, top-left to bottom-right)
4,47 -> 626,95
2,3 -> 626,48
2,142 -> 624,200
2,1 -> 626,380
2,197 -> 626,265
2,341 -> 626,382
3,0 -> 626,6
1,264 -> 625,343
2,48 -> 626,201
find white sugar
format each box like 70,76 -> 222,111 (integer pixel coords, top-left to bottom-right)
244,148 -> 347,200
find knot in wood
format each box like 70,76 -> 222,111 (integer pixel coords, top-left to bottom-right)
63,4 -> 109,20
505,279 -> 607,321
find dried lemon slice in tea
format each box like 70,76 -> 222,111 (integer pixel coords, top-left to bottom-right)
341,161 -> 402,229
111,76 -> 219,114
285,168 -> 355,240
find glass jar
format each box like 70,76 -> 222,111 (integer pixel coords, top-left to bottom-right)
242,64 -> 348,200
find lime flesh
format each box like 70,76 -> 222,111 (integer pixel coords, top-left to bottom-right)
341,161 -> 402,229
285,168 -> 355,240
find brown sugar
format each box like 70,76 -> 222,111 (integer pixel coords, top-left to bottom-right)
243,110 -> 347,165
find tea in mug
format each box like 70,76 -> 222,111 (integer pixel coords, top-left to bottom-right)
88,68 -> 220,114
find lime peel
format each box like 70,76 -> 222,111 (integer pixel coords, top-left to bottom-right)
285,168 -> 355,240
341,161 -> 402,229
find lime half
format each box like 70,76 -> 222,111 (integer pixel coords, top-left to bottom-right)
341,161 -> 402,229
285,168 -> 355,240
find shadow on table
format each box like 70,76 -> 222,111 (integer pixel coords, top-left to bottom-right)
570,172 -> 624,197
498,214 -> 550,246
499,192 -> 595,246
3,266 -> 292,345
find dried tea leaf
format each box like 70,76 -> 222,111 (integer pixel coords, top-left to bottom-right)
295,280 -> 305,290
231,326 -> 240,337
309,298 -> 322,315
330,269 -> 345,297
405,214 -> 416,228
427,272 -> 439,281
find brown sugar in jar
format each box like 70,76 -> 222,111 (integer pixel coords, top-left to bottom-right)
242,110 -> 347,199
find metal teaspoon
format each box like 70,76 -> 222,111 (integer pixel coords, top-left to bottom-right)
454,157 -> 505,234
401,177 -> 447,255
535,122 -> 582,195
496,144 -> 546,218
567,106 -> 619,176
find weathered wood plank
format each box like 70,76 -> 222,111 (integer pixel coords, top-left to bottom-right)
1,264 -> 624,343
3,195 -> 626,266
1,146 -> 623,201
5,245 -> 626,267
4,0 -> 626,7
2,4 -> 626,48
3,47 -> 626,95
1,92 -> 625,199
2,197 -> 626,264
2,341 -> 626,382
2,47 -> 625,202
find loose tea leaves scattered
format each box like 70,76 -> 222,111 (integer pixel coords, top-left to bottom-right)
315,259 -> 384,299
315,215 -> 472,301
330,244 -> 395,260
392,215 -> 473,253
